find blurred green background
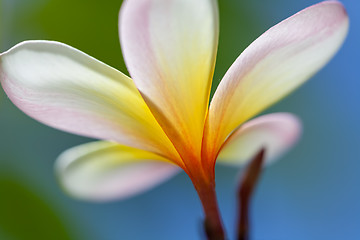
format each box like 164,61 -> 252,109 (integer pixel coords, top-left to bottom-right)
0,0 -> 359,239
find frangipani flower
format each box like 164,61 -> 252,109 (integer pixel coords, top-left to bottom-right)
0,0 -> 348,210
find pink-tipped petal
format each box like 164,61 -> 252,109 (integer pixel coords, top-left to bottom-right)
120,0 -> 218,163
0,41 -> 180,162
56,141 -> 180,201
204,1 -> 349,162
218,113 -> 301,166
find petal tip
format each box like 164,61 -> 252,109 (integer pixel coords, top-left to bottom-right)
307,0 -> 349,24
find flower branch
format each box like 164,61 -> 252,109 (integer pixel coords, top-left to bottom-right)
237,148 -> 266,240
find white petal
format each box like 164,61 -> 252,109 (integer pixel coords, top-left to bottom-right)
56,141 -> 180,201
120,0 -> 218,163
0,41 -> 180,161
218,113 -> 301,165
204,2 -> 348,162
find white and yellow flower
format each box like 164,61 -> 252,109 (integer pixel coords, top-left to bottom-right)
0,0 -> 348,202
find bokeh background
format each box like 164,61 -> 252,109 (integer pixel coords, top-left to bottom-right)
0,0 -> 359,239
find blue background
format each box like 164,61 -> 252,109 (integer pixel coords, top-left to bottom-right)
0,0 -> 359,239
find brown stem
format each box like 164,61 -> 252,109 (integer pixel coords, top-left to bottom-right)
196,182 -> 226,240
237,148 -> 265,240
